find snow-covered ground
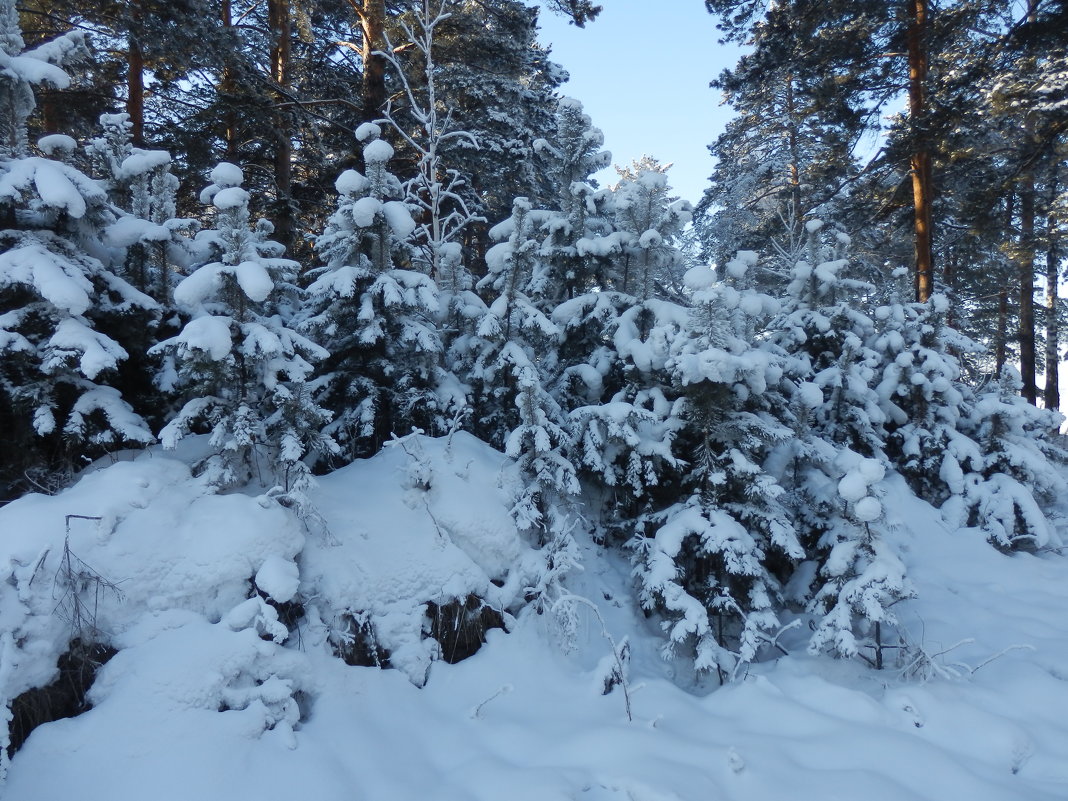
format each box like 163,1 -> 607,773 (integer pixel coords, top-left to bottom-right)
2,435 -> 1067,800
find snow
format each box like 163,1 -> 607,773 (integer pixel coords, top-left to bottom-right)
334,169 -> 369,196
173,315 -> 233,360
3,437 -> 1068,801
854,496 -> 883,522
354,122 -> 382,142
256,555 -> 300,604
45,317 -> 128,379
210,162 -> 244,188
115,150 -> 170,180
362,138 -> 395,164
351,196 -> 382,228
683,264 -> 716,290
0,243 -> 92,315
213,186 -> 250,211
35,134 -> 75,156
235,259 -> 274,302
797,381 -> 824,408
32,159 -> 86,217
1,51 -> 70,88
105,216 -> 171,247
382,200 -> 417,238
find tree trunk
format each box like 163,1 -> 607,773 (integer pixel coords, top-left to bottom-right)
1018,137 -> 1037,404
221,0 -> 239,162
268,0 -> 294,248
127,32 -> 145,146
907,0 -> 934,303
359,0 -> 388,122
1045,176 -> 1061,411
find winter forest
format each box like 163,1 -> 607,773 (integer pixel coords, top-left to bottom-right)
2,0 -> 1068,798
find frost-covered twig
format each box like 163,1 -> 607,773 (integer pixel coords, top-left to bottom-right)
53,516 -> 122,643
970,644 -> 1036,675
469,684 -> 513,719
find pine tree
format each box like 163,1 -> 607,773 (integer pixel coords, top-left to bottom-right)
806,450 -> 911,667
696,3 -> 862,272
559,160 -> 692,534
944,366 -> 1067,551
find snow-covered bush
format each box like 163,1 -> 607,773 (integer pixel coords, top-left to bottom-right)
942,367 -> 1067,550
806,451 -> 912,665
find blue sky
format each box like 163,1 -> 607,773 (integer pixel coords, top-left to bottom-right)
536,2 -> 744,207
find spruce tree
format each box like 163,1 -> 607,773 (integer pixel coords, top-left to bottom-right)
153,162 -> 333,489
0,4 -> 155,496
300,124 -> 451,463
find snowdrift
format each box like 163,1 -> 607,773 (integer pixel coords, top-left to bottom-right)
1,435 -> 1067,801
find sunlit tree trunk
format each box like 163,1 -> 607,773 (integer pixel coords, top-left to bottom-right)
907,0 -> 934,303
268,0 -> 294,247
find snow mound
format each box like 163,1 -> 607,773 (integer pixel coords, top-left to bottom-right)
210,162 -> 243,188
4,443 -> 1068,801
303,432 -> 529,682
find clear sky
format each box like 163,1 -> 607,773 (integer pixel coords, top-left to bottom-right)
536,2 -> 744,207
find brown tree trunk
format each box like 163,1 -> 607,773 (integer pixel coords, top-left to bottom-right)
1045,177 -> 1061,411
221,0 -> 239,162
907,0 -> 934,303
268,0 -> 294,248
127,37 -> 145,146
358,0 -> 388,122
1018,139 -> 1037,404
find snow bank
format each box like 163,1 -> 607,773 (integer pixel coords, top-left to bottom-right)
3,442 -> 1068,801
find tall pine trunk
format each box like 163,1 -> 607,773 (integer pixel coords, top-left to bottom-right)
127,0 -> 145,147
358,0 -> 388,121
1018,138 -> 1037,404
1045,175 -> 1061,411
907,0 -> 934,303
268,0 -> 294,248
221,0 -> 239,162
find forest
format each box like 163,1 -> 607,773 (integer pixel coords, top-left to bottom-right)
1,0 -> 1068,798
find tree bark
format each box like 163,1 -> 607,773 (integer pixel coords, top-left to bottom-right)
1045,175 -> 1060,411
127,1 -> 145,147
268,0 -> 294,248
1018,132 -> 1037,404
907,0 -> 934,303
221,0 -> 239,162
358,0 -> 388,122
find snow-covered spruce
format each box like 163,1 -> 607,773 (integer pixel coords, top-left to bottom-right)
299,128 -> 457,464
0,8 -> 154,494
152,163 -> 334,490
630,255 -> 802,681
